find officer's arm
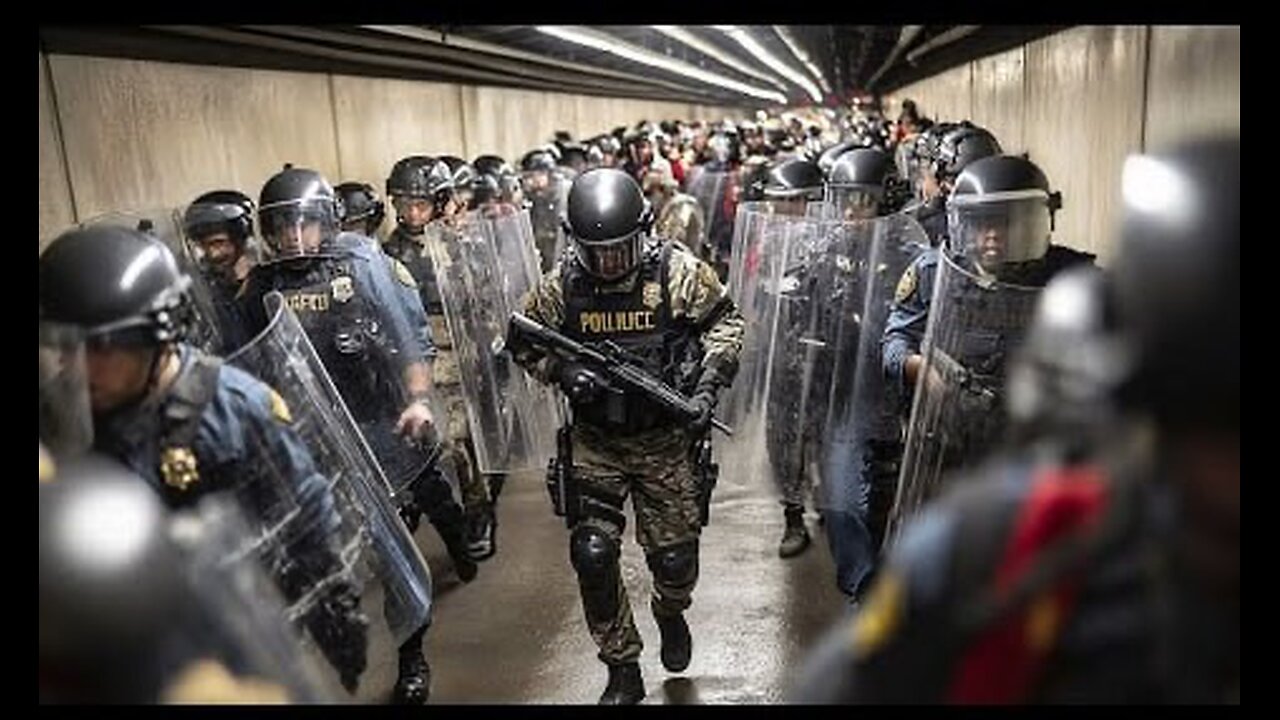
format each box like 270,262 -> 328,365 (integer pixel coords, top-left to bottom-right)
672,250 -> 744,387
364,257 -> 434,401
882,255 -> 935,407
510,265 -> 566,385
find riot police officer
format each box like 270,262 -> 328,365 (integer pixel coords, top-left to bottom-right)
181,190 -> 258,354
38,224 -> 368,695
521,148 -> 573,272
508,169 -> 745,704
335,181 -> 387,239
439,156 -> 478,212
795,135 -> 1239,704
825,147 -> 910,222
384,156 -> 503,561
237,165 -> 474,704
883,155 -> 1094,536
642,158 -> 706,258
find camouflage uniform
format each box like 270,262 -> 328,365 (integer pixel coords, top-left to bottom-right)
653,192 -> 706,261
515,239 -> 744,665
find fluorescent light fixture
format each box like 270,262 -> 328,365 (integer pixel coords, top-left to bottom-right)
650,25 -> 790,93
714,25 -> 824,103
536,26 -> 787,104
772,26 -> 832,94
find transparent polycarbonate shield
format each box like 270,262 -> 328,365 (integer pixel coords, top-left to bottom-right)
424,210 -> 561,473
38,321 -> 93,456
886,252 -> 1043,545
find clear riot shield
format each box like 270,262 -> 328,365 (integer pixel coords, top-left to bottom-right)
759,216 -> 826,504
886,252 -> 1043,544
813,216 -> 929,536
226,292 -> 433,656
524,172 -> 572,273
78,209 -> 232,355
423,210 -> 562,474
38,321 -> 93,457
685,168 -> 730,260
720,202 -> 774,428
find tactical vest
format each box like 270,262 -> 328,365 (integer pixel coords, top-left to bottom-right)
561,241 -> 700,433
261,255 -> 402,422
385,226 -> 444,316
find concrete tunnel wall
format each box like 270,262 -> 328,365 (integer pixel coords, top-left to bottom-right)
38,52 -> 747,249
883,25 -> 1240,265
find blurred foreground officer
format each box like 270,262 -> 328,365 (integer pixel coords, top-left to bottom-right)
508,169 -> 744,704
40,452 -> 331,703
238,165 -> 474,704
38,225 -> 368,694
794,136 -> 1239,703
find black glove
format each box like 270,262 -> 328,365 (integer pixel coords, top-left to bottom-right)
689,390 -> 717,435
305,581 -> 370,694
399,495 -> 423,534
557,361 -> 606,404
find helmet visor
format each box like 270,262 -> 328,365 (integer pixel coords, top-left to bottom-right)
573,231 -> 641,281
948,192 -> 1052,271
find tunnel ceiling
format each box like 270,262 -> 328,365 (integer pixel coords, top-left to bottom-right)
39,25 -> 1064,108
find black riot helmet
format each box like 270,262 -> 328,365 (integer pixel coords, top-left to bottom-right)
386,155 -> 453,202
439,156 -> 476,210
1110,136 -> 1239,430
817,140 -> 860,179
472,154 -> 511,178
559,143 -> 590,174
763,157 -> 825,202
739,157 -> 772,202
40,224 -> 193,348
471,173 -> 502,207
563,168 -> 654,282
520,148 -> 559,174
826,148 -> 897,219
947,155 -> 1062,277
334,181 -> 386,236
933,123 -> 1002,183
182,190 -> 255,249
257,164 -> 341,256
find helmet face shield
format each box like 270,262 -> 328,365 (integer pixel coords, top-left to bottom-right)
828,185 -> 883,220
259,200 -> 333,257
948,192 -> 1052,273
573,231 -> 642,281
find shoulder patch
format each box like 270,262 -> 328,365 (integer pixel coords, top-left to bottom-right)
267,388 -> 293,425
894,263 -> 918,304
850,570 -> 906,660
392,258 -> 419,288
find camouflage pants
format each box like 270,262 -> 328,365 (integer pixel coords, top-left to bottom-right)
429,313 -> 493,516
570,423 -> 702,665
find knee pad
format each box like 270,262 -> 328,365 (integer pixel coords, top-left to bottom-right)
569,524 -> 619,583
646,541 -> 698,588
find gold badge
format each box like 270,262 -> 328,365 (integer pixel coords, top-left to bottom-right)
160,446 -> 200,492
268,389 -> 293,425
894,263 -> 918,304
331,276 -> 355,304
642,281 -> 662,310
392,258 -> 419,288
850,571 -> 905,659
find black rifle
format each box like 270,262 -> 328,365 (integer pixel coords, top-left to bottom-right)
508,313 -> 734,437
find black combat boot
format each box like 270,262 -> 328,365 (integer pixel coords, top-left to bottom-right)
779,504 -> 811,558
465,506 -> 496,562
599,662 -> 645,704
392,628 -> 430,705
653,605 -> 692,673
435,520 -> 479,582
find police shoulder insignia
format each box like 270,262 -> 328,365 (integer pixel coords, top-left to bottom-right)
392,258 -> 419,288
642,281 -> 663,310
849,571 -> 905,660
894,263 -> 918,304
267,388 -> 293,425
331,275 -> 355,304
160,446 -> 200,492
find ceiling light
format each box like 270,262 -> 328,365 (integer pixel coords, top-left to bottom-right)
713,25 -> 823,103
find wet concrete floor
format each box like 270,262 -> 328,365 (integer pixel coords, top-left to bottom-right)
378,433 -> 850,704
